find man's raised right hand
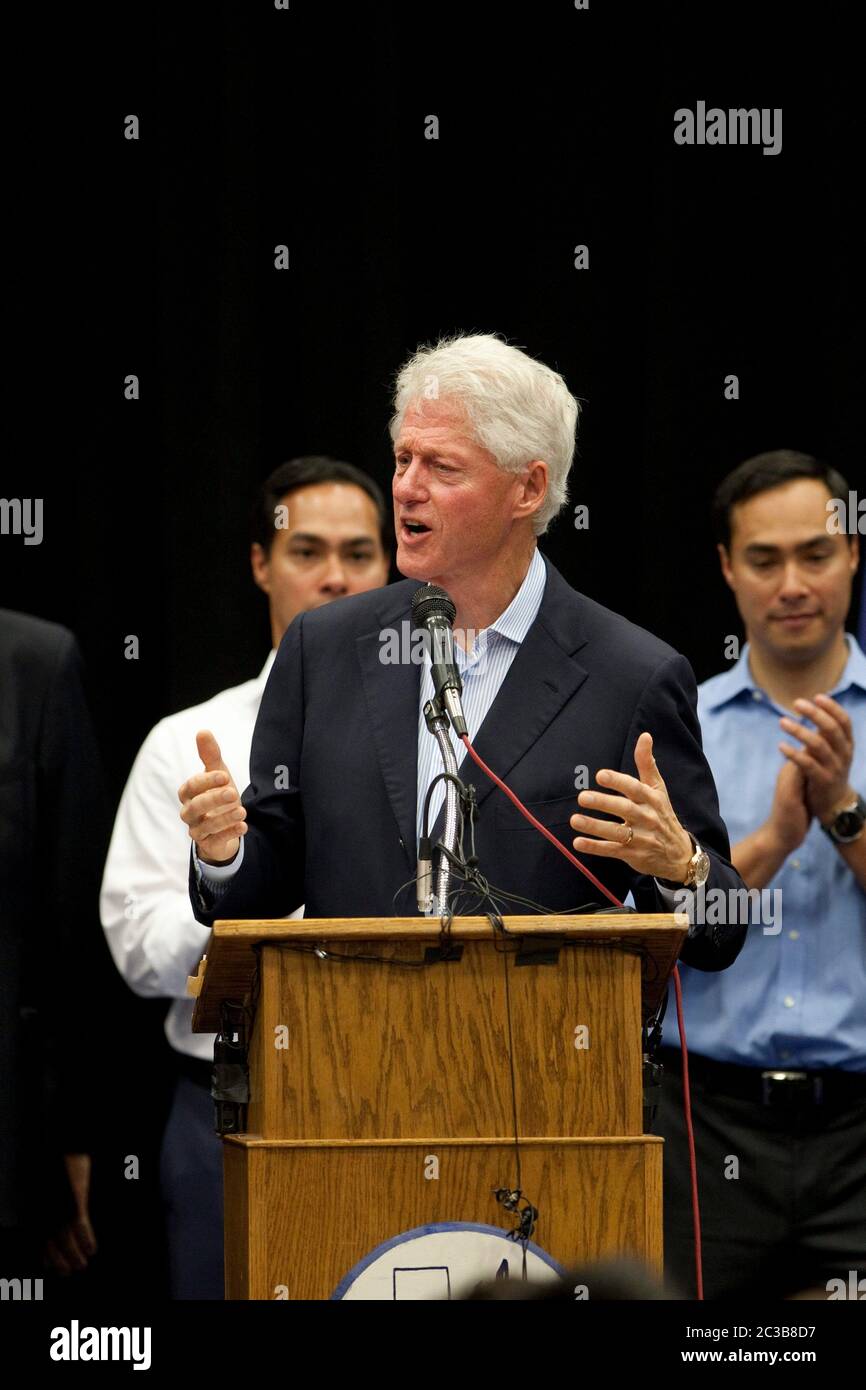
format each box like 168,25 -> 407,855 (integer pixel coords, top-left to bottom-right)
766,757 -> 811,857
178,730 -> 247,865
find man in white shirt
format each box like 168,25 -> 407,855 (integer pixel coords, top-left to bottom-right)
100,456 -> 391,1298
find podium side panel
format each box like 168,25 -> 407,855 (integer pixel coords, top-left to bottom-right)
224,1138 -> 663,1299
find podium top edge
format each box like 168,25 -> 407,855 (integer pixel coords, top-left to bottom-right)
210,914 -> 689,939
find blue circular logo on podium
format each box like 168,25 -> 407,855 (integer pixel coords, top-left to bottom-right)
332,1222 -> 565,1300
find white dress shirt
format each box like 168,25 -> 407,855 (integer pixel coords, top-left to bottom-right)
101,651 -> 302,1060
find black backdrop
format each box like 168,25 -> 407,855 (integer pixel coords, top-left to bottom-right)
3,1 -> 862,1299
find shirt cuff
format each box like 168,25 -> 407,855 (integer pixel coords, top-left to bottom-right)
194,836 -> 245,888
654,878 -> 692,906
654,878 -> 701,936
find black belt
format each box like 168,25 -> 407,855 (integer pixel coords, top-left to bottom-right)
659,1047 -> 866,1108
174,1052 -> 213,1090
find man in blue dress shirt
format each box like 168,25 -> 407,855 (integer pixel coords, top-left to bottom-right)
657,449 -> 866,1299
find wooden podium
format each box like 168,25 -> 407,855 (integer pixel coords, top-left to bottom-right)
189,914 -> 687,1300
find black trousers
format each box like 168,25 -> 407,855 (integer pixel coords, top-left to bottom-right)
654,1050 -> 866,1300
159,1071 -> 224,1300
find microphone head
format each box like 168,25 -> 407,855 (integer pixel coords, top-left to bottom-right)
411,584 -> 456,629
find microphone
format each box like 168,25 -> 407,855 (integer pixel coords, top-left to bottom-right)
411,585 -> 468,737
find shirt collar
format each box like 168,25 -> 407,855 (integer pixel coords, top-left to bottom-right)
487,545 -> 547,644
453,546 -> 546,668
835,634 -> 866,695
703,632 -> 866,710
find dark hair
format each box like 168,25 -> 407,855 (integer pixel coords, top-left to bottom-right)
250,456 -> 391,553
712,450 -> 851,548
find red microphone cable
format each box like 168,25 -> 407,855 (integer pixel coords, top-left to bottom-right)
672,963 -> 703,1299
459,735 -> 622,907
459,732 -> 704,1299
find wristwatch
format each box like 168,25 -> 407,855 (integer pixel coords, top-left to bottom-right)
659,832 -> 711,890
821,793 -> 866,845
681,833 -> 711,888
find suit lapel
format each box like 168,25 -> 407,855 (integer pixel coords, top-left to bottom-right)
428,559 -> 591,839
356,582 -> 420,868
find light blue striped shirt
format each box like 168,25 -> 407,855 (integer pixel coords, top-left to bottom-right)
670,635 -> 866,1071
416,545 -> 547,844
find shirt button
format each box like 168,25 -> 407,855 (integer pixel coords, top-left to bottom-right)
783,995 -> 796,1008
789,929 -> 800,940
790,858 -> 801,869
752,691 -> 762,701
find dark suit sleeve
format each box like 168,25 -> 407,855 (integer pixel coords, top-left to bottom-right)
191,615 -> 306,926
623,653 -> 748,971
34,631 -> 110,1157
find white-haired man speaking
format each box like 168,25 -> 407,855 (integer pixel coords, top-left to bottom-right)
181,334 -> 747,970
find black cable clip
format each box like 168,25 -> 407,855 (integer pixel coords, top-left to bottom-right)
492,1187 -> 539,1243
212,1033 -> 250,1135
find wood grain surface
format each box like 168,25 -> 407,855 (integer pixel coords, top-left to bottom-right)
224,1136 -> 663,1300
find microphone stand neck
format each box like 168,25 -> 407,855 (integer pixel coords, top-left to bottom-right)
422,696 -> 461,916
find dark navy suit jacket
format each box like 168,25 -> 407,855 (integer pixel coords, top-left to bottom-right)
191,556 -> 747,971
0,610 -> 108,1228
